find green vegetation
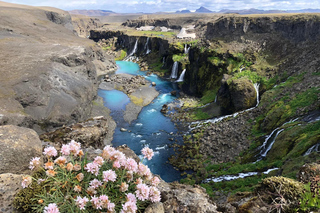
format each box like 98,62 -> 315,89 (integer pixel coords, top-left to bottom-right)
124,29 -> 176,38
115,49 -> 127,61
228,70 -> 266,84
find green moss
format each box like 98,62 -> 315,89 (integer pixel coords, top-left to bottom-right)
128,95 -> 144,106
115,49 -> 127,61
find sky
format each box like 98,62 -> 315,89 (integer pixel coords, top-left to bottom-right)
2,0 -> 320,13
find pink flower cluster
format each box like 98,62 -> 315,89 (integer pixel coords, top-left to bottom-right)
135,183 -> 161,203
29,157 -> 41,170
141,147 -> 154,160
75,196 -> 89,210
43,146 -> 57,158
44,203 -> 60,213
60,140 -> 82,156
102,169 -> 117,182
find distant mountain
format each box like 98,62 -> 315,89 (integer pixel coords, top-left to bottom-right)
219,8 -> 285,14
176,9 -> 191,14
195,6 -> 212,13
69,10 -> 115,16
286,9 -> 320,13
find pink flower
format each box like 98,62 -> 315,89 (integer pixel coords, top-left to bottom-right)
54,156 -> 67,166
149,186 -> 161,202
85,162 -> 100,176
125,158 -> 138,173
108,202 -> 116,212
135,183 -> 150,201
102,170 -> 117,182
99,194 -> 109,208
135,178 -> 143,185
151,176 -> 161,186
93,156 -> 104,166
121,201 -> 137,213
120,182 -> 129,192
127,193 -> 137,203
90,179 -> 102,189
138,163 -> 152,179
102,145 -> 115,160
141,147 -> 154,160
75,196 -> 89,210
21,176 -> 32,188
60,144 -> 70,156
29,157 -> 41,170
91,196 -> 102,210
44,203 -> 60,213
69,140 -> 81,156
111,150 -> 126,163
43,146 -> 58,157
113,160 -> 121,169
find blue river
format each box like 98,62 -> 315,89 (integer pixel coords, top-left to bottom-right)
98,61 -> 182,182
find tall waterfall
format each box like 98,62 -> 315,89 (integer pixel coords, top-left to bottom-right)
128,39 -> 138,57
170,62 -> 178,79
144,37 -> 151,55
184,44 -> 190,54
176,69 -> 186,82
189,83 -> 260,130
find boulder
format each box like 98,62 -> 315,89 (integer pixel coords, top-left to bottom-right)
217,75 -> 257,113
297,163 -> 320,184
0,173 -> 24,213
152,82 -> 157,86
0,125 -> 42,174
145,202 -> 165,213
158,182 -> 220,213
40,116 -> 111,149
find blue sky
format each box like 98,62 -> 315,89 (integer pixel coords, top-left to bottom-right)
3,0 -> 320,13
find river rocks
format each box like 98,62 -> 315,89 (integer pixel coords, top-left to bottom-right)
40,116 -> 111,149
0,125 -> 42,174
217,75 -> 257,113
160,104 -> 169,114
152,82 -> 157,86
120,127 -> 128,132
158,182 -> 220,213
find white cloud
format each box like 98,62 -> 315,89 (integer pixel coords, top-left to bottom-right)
2,0 -> 320,13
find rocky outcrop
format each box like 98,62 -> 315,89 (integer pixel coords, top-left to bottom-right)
40,116 -> 113,149
71,14 -> 101,38
0,2 -> 116,133
217,75 -> 257,113
158,182 -> 220,212
0,125 -> 42,174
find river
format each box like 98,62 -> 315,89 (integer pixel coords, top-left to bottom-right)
98,61 -> 183,182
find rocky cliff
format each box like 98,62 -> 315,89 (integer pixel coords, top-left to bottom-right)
0,2 -> 116,133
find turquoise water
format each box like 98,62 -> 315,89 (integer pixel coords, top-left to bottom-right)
98,61 -> 182,182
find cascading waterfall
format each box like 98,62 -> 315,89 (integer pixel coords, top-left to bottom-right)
144,37 -> 151,55
175,69 -> 186,82
128,39 -> 138,57
189,83 -> 260,130
170,62 -> 178,79
256,128 -> 284,160
203,168 -> 278,183
184,44 -> 190,54
214,95 -> 217,103
304,143 -> 320,156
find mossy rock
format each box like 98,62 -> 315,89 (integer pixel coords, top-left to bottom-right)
255,176 -> 304,203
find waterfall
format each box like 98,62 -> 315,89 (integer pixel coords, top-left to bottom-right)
128,39 -> 138,57
184,44 -> 190,54
257,128 -> 284,159
144,37 -> 151,55
175,69 -> 186,82
304,143 -> 320,156
170,62 -> 178,79
203,168 -> 278,183
189,83 -> 260,130
214,95 -> 217,103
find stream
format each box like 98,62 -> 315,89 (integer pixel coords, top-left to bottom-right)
98,61 -> 183,182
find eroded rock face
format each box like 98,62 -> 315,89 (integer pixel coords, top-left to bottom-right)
0,125 -> 42,174
217,75 -> 257,113
0,2 -> 116,133
158,182 -> 220,213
